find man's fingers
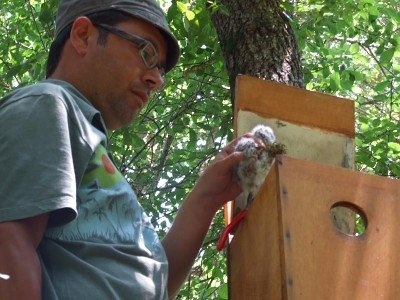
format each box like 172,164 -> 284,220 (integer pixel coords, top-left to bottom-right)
216,151 -> 243,173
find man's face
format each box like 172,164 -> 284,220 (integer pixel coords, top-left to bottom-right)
86,18 -> 168,130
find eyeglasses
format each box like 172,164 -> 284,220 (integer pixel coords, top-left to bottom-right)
94,23 -> 166,90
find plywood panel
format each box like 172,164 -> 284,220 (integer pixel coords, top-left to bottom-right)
229,163 -> 284,299
229,156 -> 400,299
234,75 -> 355,137
279,156 -> 400,299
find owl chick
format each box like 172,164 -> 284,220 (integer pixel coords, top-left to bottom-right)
234,125 -> 276,211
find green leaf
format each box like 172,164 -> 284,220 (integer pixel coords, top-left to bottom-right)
380,48 -> 395,65
131,134 -> 145,148
349,43 -> 360,54
185,10 -> 196,21
329,72 -> 341,90
176,1 -> 186,13
388,142 -> 400,152
217,283 -> 228,299
390,163 -> 400,177
375,80 -> 391,92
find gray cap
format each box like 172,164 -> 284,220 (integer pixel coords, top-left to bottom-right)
55,0 -> 180,72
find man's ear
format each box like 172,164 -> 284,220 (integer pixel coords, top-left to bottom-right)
69,17 -> 95,56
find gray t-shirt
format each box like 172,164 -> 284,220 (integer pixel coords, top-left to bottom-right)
0,79 -> 168,299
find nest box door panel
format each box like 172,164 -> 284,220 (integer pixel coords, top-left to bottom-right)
229,156 -> 400,299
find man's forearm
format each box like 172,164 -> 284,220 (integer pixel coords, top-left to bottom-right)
162,141 -> 243,298
0,242 -> 42,299
162,188 -> 217,298
0,216 -> 48,300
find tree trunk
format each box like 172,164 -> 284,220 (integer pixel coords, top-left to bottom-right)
210,0 -> 304,105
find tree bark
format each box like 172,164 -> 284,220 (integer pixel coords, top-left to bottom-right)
210,0 -> 304,105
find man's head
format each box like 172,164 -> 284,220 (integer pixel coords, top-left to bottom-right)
48,0 -> 180,130
54,0 -> 179,73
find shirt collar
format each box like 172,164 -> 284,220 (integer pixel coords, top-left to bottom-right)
44,79 -> 108,135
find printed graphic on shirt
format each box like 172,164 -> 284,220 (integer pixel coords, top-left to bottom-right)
80,144 -> 124,188
45,145 -> 162,254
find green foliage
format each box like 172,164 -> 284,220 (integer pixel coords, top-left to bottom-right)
285,0 -> 400,177
1,0 -> 398,299
355,212 -> 367,236
0,0 -> 56,89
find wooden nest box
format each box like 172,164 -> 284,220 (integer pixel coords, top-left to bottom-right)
227,75 -> 400,299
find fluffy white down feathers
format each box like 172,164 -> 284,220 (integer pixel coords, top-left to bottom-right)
234,125 -> 276,210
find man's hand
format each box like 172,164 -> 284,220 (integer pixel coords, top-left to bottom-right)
190,139 -> 245,212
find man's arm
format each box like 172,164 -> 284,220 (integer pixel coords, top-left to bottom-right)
0,213 -> 49,300
162,140 -> 244,297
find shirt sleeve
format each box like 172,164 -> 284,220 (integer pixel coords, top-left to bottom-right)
0,93 -> 77,226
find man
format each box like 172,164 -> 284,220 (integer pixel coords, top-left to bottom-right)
0,0 -> 246,299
